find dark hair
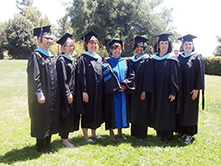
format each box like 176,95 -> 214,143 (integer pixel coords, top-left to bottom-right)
83,41 -> 89,51
109,43 -> 122,57
153,40 -> 172,54
134,43 -> 146,50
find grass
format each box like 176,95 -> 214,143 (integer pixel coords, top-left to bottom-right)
0,60 -> 220,166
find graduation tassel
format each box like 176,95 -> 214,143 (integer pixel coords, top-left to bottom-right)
40,27 -> 43,43
180,39 -> 184,52
202,89 -> 205,110
132,37 -> 135,49
156,38 -> 159,52
57,44 -> 60,56
83,37 -> 86,50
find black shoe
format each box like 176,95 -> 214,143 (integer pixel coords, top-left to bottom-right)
36,145 -> 52,153
161,137 -> 169,141
184,136 -> 193,144
178,134 -> 187,141
161,136 -> 173,141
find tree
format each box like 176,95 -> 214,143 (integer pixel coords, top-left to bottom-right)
4,16 -> 37,59
57,14 -> 73,38
214,36 -> 221,56
67,0 -> 175,56
20,6 -> 41,27
3,2 -> 54,59
16,0 -> 33,10
0,22 -> 7,59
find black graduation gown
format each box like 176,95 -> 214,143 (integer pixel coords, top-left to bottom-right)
129,55 -> 154,126
75,53 -> 104,129
177,52 -> 205,127
27,50 -> 60,138
56,55 -> 80,134
151,53 -> 181,131
104,57 -> 135,130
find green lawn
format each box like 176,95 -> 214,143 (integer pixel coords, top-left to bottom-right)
0,60 -> 220,166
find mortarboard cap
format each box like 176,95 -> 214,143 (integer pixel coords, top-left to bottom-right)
132,36 -> 149,49
33,25 -> 51,37
157,33 -> 173,41
109,39 -> 123,48
178,34 -> 197,42
81,30 -> 98,43
56,33 -> 73,45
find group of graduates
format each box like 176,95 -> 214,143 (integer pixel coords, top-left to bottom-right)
27,25 -> 205,153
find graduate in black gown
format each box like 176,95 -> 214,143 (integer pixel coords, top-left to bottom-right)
176,34 -> 205,144
105,39 -> 135,140
151,34 -> 181,141
27,26 -> 60,152
56,33 -> 80,147
75,31 -> 105,143
129,36 -> 154,139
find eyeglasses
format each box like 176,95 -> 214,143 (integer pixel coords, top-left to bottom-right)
44,37 -> 53,40
111,46 -> 122,50
65,45 -> 75,48
88,41 -> 98,45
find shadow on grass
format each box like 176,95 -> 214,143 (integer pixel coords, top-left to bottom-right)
69,134 -> 188,148
0,134 -> 187,164
129,134 -> 188,148
0,140 -> 62,165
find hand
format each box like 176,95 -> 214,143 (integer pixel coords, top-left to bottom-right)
83,92 -> 89,103
169,95 -> 175,102
140,92 -> 146,100
190,89 -> 199,100
67,93 -> 73,104
38,96 -> 45,104
119,85 -> 127,92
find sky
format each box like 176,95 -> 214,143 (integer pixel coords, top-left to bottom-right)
0,0 -> 220,56
159,0 -> 221,56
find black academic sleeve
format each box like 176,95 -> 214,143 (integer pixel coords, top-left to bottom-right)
75,56 -> 87,114
123,60 -> 135,92
56,58 -> 71,119
56,58 -> 71,96
142,58 -> 154,112
28,52 -> 43,94
195,54 -> 205,110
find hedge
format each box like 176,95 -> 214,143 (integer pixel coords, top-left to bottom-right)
204,56 -> 221,76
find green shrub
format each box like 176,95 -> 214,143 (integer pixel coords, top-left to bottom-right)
204,56 -> 221,76
0,54 -> 3,59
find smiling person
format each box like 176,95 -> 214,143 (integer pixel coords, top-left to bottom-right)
56,33 -> 80,147
176,34 -> 205,144
75,31 -> 105,143
129,36 -> 154,140
27,25 -> 60,152
105,39 -> 135,140
151,33 -> 181,141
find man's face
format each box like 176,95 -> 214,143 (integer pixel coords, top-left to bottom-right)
39,34 -> 53,49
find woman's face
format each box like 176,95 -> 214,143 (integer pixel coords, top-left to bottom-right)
135,43 -> 144,55
183,41 -> 194,53
63,40 -> 75,55
86,39 -> 99,53
111,43 -> 122,58
159,41 -> 169,53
